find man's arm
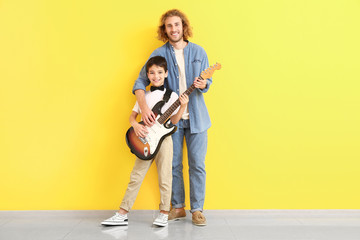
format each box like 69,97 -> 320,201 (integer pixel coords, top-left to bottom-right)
134,89 -> 156,126
132,50 -> 163,126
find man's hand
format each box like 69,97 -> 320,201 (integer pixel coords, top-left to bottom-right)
141,106 -> 156,126
193,77 -> 207,89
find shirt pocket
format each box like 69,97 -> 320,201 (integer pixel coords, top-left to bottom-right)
191,59 -> 202,77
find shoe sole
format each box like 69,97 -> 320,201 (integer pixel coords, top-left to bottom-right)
153,222 -> 168,227
168,216 -> 186,221
193,222 -> 207,226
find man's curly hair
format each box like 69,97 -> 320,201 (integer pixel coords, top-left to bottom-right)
157,9 -> 193,42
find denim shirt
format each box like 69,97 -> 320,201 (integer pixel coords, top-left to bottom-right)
132,41 -> 212,134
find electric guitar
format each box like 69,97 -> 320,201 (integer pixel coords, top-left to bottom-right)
126,63 -> 222,160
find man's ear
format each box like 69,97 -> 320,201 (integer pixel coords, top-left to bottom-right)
165,70 -> 168,78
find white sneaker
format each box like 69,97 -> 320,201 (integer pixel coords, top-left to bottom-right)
153,213 -> 168,227
101,212 -> 128,226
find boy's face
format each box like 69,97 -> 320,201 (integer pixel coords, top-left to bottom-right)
164,16 -> 184,43
147,65 -> 168,87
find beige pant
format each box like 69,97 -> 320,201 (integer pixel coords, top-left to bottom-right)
120,136 -> 173,211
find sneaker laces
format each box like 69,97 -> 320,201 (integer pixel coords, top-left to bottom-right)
110,212 -> 125,220
157,213 -> 168,221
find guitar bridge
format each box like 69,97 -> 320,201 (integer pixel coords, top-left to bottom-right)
139,137 -> 148,144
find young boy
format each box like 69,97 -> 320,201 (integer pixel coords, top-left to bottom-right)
101,56 -> 188,227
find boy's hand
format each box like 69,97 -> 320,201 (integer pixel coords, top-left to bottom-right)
179,93 -> 189,106
133,123 -> 148,138
193,77 -> 207,90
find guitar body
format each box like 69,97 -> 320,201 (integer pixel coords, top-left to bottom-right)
125,101 -> 177,160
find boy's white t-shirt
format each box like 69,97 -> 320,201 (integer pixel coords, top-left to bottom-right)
132,88 -> 180,119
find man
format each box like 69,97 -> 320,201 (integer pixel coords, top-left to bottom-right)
132,9 -> 212,226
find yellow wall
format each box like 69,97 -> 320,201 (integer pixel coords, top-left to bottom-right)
1,0 -> 360,210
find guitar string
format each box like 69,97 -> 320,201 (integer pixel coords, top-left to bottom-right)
158,76 -> 203,124
157,63 -> 218,124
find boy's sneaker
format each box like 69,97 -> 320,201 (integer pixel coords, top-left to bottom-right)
153,213 -> 168,227
101,212 -> 128,226
168,208 -> 186,221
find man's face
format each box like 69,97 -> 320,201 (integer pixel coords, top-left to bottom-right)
164,16 -> 184,43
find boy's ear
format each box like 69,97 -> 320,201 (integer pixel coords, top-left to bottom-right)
165,70 -> 168,78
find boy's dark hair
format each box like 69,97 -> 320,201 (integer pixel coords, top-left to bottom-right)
146,56 -> 168,73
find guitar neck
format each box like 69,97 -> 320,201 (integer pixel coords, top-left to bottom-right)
156,62 -> 221,125
157,80 -> 200,124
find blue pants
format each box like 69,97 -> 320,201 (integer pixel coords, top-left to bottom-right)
171,119 -> 207,213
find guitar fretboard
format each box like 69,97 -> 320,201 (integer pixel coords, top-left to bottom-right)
155,62 -> 220,125
157,81 -> 199,124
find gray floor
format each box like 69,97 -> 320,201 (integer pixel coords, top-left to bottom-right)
0,210 -> 360,240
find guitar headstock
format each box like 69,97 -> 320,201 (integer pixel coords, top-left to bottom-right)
200,63 -> 222,79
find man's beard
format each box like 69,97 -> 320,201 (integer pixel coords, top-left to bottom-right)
167,32 -> 183,43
